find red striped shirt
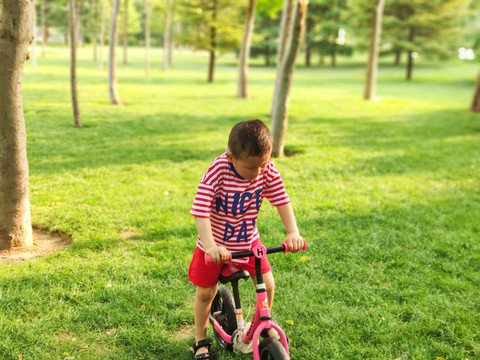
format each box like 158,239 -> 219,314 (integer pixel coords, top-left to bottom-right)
190,153 -> 290,262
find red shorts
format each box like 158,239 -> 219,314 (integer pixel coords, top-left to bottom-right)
188,241 -> 272,288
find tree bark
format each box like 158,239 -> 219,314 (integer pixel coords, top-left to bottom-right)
271,0 -> 307,158
145,0 -> 152,77
271,0 -> 294,115
163,0 -> 173,72
237,0 -> 257,99
108,0 -> 122,105
93,0 -> 99,61
0,0 -> 34,250
123,0 -> 128,64
69,0 -> 82,127
470,70 -> 480,112
207,0 -> 217,83
406,26 -> 415,81
364,0 -> 385,101
98,0 -> 106,70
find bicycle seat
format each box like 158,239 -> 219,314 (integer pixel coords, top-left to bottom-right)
219,262 -> 250,284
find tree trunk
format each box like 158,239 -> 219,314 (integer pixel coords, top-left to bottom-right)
123,0 -> 128,64
271,0 -> 294,115
41,0 -> 46,56
363,0 -> 385,101
98,0 -> 106,70
69,0 -> 82,127
271,0 -> 307,158
31,1 -> 37,69
163,0 -> 173,72
108,0 -> 122,105
237,0 -> 257,99
207,0 -> 217,83
0,0 -> 34,250
394,50 -> 401,66
93,0 -> 99,61
470,71 -> 480,112
145,0 -> 152,77
406,26 -> 415,81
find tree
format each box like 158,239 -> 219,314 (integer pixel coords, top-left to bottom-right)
305,0 -> 351,67
145,0 -> 152,77
237,0 -> 257,98
270,0 -> 307,158
178,0 -> 243,83
69,0 -> 82,127
163,0 -> 173,71
270,0 -> 294,116
0,0 -> 34,250
109,0 -> 123,105
98,0 -> 107,70
471,70 -> 480,112
383,0 -> 471,81
364,0 -> 385,101
123,0 -> 129,64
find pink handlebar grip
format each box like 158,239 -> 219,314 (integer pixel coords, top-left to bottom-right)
205,252 -> 232,265
282,239 -> 307,253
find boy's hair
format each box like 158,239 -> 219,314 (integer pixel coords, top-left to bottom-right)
228,119 -> 273,159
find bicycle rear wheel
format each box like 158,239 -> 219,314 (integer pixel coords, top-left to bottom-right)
210,285 -> 237,351
259,338 -> 289,360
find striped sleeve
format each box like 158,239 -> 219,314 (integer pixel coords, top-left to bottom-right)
190,183 -> 214,218
263,160 -> 290,206
190,156 -> 226,218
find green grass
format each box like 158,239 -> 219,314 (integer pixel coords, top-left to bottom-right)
0,46 -> 478,359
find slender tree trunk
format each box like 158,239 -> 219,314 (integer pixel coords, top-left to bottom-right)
237,0 -> 257,99
31,1 -> 37,69
364,0 -> 385,101
145,0 -> 152,77
406,26 -> 415,81
69,0 -> 82,127
163,0 -> 173,71
93,0 -> 99,61
271,0 -> 294,116
123,0 -> 128,64
108,0 -> 122,105
470,70 -> 480,112
98,0 -> 106,70
271,0 -> 307,158
394,50 -> 401,66
41,0 -> 46,56
0,0 -> 34,250
331,43 -> 336,67
208,0 -> 217,83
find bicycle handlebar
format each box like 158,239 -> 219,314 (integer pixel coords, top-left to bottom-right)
205,239 -> 307,265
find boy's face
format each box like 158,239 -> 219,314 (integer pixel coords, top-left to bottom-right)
226,151 -> 270,180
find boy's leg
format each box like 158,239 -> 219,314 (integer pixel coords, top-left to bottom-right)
194,285 -> 217,356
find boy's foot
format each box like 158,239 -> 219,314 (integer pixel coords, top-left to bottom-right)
193,339 -> 215,359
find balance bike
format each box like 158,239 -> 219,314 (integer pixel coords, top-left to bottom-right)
205,240 -> 307,360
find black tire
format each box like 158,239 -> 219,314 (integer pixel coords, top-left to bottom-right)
259,338 -> 289,360
210,285 -> 237,351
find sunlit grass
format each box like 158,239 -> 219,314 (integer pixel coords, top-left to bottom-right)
0,46 -> 478,359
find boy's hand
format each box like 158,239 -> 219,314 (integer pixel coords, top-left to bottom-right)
284,232 -> 305,253
204,245 -> 230,264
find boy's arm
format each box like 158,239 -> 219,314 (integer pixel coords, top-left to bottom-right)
195,217 -> 230,264
276,203 -> 304,253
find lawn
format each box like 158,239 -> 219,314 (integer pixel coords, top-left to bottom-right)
0,46 -> 478,359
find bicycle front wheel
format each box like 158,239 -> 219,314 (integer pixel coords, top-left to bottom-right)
259,338 -> 289,360
210,285 -> 237,351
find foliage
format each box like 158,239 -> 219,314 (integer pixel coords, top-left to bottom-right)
382,0 -> 472,60
0,47 -> 478,359
305,0 -> 353,66
176,0 -> 244,53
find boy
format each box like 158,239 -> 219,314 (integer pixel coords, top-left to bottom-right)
189,119 -> 304,359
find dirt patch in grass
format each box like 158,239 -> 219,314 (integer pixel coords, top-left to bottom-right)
0,228 -> 72,263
